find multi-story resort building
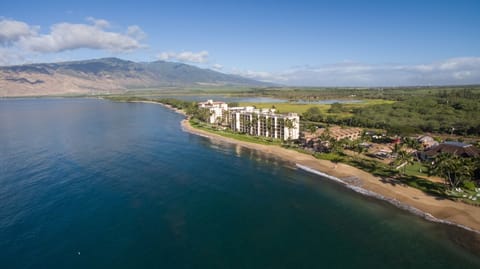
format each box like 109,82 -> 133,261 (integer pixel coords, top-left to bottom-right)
229,108 -> 300,140
197,100 -> 300,140
197,99 -> 228,124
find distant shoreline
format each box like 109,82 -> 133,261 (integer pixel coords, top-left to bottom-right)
116,99 -> 480,237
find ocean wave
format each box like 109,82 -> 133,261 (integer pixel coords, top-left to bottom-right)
295,163 -> 480,235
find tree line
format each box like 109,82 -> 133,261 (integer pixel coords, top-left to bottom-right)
301,94 -> 480,136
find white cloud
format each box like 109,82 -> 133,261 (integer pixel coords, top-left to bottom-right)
0,47 -> 24,65
0,18 -> 146,56
85,17 -> 110,29
20,20 -> 146,53
232,57 -> 480,86
231,69 -> 288,83
212,63 -> 223,70
0,19 -> 38,45
126,25 -> 146,40
157,50 -> 209,63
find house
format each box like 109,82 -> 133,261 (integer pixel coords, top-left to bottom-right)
417,135 -> 438,149
364,130 -> 386,140
423,141 -> 480,159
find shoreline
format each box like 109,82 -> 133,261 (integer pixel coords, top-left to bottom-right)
122,100 -> 480,235
180,119 -> 480,235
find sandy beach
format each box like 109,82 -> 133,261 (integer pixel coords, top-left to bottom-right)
180,118 -> 480,235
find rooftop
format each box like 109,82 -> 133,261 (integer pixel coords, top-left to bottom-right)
425,141 -> 480,158
443,141 -> 470,148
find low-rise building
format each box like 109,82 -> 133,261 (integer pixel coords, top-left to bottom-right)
300,126 -> 362,152
308,126 -> 362,141
423,141 -> 480,159
417,135 -> 438,149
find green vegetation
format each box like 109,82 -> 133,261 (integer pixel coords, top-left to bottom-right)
249,91 -> 480,136
428,153 -> 476,191
244,87 -> 480,136
247,86 -> 480,102
240,99 -> 393,114
105,89 -> 480,205
307,150 -> 448,197
189,118 -> 283,146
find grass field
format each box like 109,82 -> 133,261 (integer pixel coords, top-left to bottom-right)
239,99 -> 395,118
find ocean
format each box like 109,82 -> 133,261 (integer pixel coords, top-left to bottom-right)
1,98 -> 479,268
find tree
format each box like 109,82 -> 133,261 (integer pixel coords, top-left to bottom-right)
266,117 -> 273,137
329,138 -> 344,154
328,102 -> 345,113
215,116 -> 222,126
251,113 -> 259,135
285,118 -> 295,140
350,140 -> 366,160
404,137 -> 421,150
302,107 -> 322,122
395,150 -> 414,175
307,124 -> 317,133
428,153 -> 474,190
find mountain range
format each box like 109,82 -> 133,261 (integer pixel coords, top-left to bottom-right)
0,58 -> 268,96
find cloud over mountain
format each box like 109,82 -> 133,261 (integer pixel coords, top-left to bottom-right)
0,19 -> 38,45
235,57 -> 480,86
0,18 -> 146,56
157,50 -> 209,63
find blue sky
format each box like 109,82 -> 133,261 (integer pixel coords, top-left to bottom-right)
1,0 -> 479,86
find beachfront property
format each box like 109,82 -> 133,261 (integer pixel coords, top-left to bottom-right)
229,108 -> 300,140
197,100 -> 300,140
417,135 -> 439,149
303,126 -> 362,143
421,141 -> 480,160
301,126 -> 362,152
198,99 -> 228,124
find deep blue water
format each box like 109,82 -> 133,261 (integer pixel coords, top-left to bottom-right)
1,98 -> 479,269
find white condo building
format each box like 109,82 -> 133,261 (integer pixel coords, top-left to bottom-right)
198,100 -> 300,140
198,99 -> 228,124
229,108 -> 299,140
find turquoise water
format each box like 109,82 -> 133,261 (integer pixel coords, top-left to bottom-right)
1,98 -> 479,268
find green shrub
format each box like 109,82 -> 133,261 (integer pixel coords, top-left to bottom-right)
461,180 -> 477,191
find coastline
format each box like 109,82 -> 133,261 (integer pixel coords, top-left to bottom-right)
123,100 -> 480,235
180,118 -> 480,235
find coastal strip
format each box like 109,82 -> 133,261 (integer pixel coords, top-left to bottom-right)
296,164 -> 480,236
180,118 -> 480,235
107,99 -> 480,236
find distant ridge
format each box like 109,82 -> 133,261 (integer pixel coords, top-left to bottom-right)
0,58 -> 270,96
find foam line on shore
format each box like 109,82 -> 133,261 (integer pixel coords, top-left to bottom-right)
296,164 -> 480,235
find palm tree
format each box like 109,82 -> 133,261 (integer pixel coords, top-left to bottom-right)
285,118 -> 295,140
251,113 -> 259,135
395,150 -> 414,175
266,117 -> 273,138
350,140 -> 366,160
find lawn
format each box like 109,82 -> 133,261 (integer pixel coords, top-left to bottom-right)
189,119 -> 283,146
403,162 -> 429,177
239,99 -> 395,118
